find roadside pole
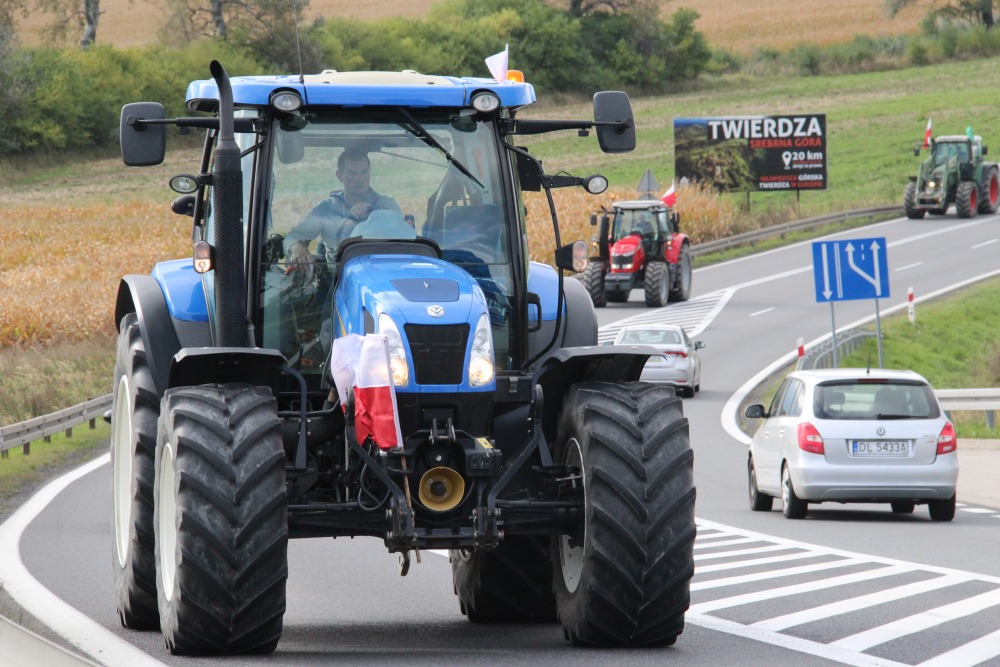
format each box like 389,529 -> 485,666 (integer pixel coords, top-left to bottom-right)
875,299 -> 884,369
829,302 -> 839,368
908,287 -> 915,324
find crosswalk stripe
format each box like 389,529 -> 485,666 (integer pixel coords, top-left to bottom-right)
751,574 -> 970,632
696,550 -> 831,574
596,289 -> 733,342
916,627 -> 1000,667
695,532 -> 740,542
830,587 -> 1000,652
689,565 -> 914,614
691,558 -> 867,592
693,536 -> 764,550
694,544 -> 798,561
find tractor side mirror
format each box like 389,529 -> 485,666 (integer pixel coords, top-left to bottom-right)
554,240 -> 588,273
984,145 -> 989,155
276,128 -> 305,164
590,213 -> 598,226
171,194 -> 196,217
913,146 -> 921,157
593,91 -> 636,154
671,212 -> 680,234
515,149 -> 543,191
744,404 -> 767,419
120,102 -> 166,166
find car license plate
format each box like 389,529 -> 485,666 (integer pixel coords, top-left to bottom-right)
851,441 -> 909,456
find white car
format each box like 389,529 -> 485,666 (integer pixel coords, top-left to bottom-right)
613,325 -> 703,397
744,369 -> 958,521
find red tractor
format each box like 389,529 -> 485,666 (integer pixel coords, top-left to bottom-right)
584,199 -> 692,307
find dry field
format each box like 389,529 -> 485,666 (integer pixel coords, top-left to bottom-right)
15,0 -> 935,53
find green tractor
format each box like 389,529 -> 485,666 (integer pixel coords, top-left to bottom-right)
905,134 -> 999,219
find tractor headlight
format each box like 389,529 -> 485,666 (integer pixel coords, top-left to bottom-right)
378,314 -> 409,387
468,313 -> 495,387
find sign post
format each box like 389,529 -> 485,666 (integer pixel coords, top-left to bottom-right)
811,237 -> 891,369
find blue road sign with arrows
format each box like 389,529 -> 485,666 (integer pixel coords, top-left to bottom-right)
812,237 -> 890,303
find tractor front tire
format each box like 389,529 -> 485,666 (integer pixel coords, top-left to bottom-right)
644,262 -> 669,308
155,384 -> 287,655
956,181 -> 979,219
668,244 -> 692,303
553,382 -> 696,647
979,167 -> 999,214
583,262 -> 607,308
111,313 -> 161,630
903,182 -> 925,219
451,537 -> 557,623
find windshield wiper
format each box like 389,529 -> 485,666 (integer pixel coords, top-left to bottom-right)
395,107 -> 485,189
876,413 -> 921,420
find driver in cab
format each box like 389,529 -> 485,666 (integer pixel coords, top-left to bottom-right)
284,148 -> 406,264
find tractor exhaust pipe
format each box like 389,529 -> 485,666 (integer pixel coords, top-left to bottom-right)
209,60 -> 246,347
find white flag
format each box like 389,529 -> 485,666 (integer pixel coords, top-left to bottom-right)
485,44 -> 509,83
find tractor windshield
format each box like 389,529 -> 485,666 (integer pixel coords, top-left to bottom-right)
933,141 -> 970,166
261,109 -> 514,373
611,208 -> 668,243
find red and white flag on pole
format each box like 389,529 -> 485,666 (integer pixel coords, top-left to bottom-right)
661,180 -> 677,207
330,334 -> 403,449
924,118 -> 932,148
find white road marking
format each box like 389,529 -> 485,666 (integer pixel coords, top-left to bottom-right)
972,238 -> 998,249
750,307 -> 775,317
959,507 -> 996,514
695,531 -> 740,541
915,627 -> 1000,666
695,544 -> 797,561
692,536 -> 763,550
0,454 -> 168,667
751,574 -> 969,632
689,565 -> 914,614
831,587 -> 1000,652
597,288 -> 733,343
696,550 -> 829,574
895,261 -> 923,272
691,558 -> 867,591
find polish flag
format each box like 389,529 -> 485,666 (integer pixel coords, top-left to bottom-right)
485,44 -> 509,83
330,334 -> 403,449
661,180 -> 677,207
924,118 -> 932,148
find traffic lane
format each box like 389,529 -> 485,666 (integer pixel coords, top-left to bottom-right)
19,464 -> 845,667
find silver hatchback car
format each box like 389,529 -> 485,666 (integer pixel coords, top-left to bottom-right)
613,325 -> 704,397
744,369 -> 958,521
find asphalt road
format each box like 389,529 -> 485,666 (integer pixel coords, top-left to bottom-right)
13,210 -> 1000,666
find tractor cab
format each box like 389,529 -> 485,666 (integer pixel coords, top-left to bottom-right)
608,201 -> 675,275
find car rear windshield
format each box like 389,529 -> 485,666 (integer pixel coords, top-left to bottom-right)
813,380 -> 940,420
619,330 -> 681,345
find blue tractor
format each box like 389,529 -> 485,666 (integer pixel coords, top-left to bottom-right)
110,62 -> 695,654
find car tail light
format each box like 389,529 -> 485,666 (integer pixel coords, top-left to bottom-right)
663,350 -> 687,358
937,423 -> 957,454
797,422 -> 824,455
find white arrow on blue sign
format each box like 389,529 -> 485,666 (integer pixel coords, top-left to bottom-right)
812,237 -> 890,302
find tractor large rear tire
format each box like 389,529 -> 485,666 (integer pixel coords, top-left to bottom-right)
979,167 -> 999,214
668,244 -> 692,303
451,537 -> 557,623
644,262 -> 669,308
553,382 -> 695,647
583,261 -> 607,308
903,182 -> 925,219
155,384 -> 287,655
956,181 -> 979,219
111,313 -> 161,630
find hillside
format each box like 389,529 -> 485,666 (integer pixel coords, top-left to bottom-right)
14,0 -> 935,53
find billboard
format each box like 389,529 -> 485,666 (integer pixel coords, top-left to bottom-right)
673,115 -> 827,193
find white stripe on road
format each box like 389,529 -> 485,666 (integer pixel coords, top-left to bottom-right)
895,261 -> 923,272
751,574 -> 969,632
830,587 -> 1000,652
689,565 -> 914,614
917,627 -> 1000,667
695,544 -> 798,561
0,454 -> 168,667
696,550 -> 829,574
971,238 -> 998,249
750,307 -> 775,317
693,536 -> 763,550
959,508 -> 996,514
691,558 -> 867,591
597,289 -> 732,343
695,531 -> 740,542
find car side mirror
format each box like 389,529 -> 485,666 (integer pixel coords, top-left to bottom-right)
120,102 -> 166,166
913,146 -> 921,157
602,341 -> 613,346
593,91 -> 636,154
744,404 -> 767,419
695,341 -> 705,349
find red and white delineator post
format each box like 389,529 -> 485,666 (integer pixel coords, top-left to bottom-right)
908,287 -> 915,324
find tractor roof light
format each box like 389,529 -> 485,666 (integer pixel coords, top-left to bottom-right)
379,314 -> 409,387
270,91 -> 303,113
506,70 -> 525,83
193,240 -> 213,274
468,314 -> 495,387
471,92 -> 500,113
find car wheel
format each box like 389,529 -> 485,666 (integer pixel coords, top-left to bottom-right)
928,495 -> 956,522
748,458 -> 773,512
890,501 -> 915,514
695,384 -> 700,393
781,464 -> 808,520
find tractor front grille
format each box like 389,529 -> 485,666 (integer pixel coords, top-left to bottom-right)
404,324 -> 470,385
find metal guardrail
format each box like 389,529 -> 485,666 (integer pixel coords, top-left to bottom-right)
0,394 -> 112,456
936,388 -> 1000,428
689,204 -> 905,257
0,614 -> 100,667
797,328 -> 878,371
